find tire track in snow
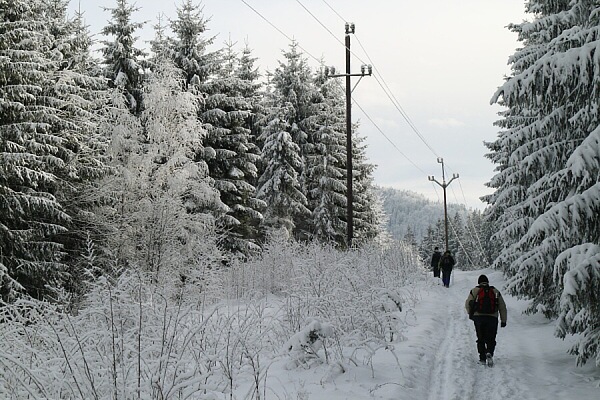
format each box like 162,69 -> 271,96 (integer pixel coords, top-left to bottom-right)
426,287 -> 477,400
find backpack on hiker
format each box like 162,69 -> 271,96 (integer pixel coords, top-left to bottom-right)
469,285 -> 497,317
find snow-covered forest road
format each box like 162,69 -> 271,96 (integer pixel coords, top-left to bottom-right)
271,269 -> 599,400
389,269 -> 599,400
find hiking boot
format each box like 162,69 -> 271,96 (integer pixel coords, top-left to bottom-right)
478,359 -> 487,365
486,353 -> 494,367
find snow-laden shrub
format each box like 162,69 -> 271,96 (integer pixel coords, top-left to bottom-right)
284,317 -> 334,368
0,238 -> 424,397
223,239 -> 425,368
0,270 -> 272,399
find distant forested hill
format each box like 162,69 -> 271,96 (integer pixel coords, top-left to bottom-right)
376,186 -> 468,240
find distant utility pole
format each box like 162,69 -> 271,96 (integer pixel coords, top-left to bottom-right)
324,22 -> 372,247
428,158 -> 459,252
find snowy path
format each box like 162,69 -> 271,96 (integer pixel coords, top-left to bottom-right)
259,269 -> 599,399
397,269 -> 599,400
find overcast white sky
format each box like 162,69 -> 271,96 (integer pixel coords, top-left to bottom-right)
69,0 -> 529,210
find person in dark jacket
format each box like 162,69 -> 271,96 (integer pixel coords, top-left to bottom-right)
464,274 -> 507,366
439,250 -> 455,287
430,247 -> 442,278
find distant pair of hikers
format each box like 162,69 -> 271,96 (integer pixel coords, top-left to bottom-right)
430,247 -> 454,287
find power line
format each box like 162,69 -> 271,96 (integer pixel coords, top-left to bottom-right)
295,0 -> 346,49
302,1 -> 484,223
353,99 -> 428,176
241,0 -> 491,265
353,35 -> 440,158
452,180 -> 489,261
240,0 -> 426,178
321,0 -> 346,23
239,0 -> 325,67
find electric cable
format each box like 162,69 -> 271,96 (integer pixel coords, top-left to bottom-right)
239,0 -> 326,67
321,0 -> 346,23
353,99 -> 429,176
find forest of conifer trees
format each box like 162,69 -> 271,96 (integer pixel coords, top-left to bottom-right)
0,0 -> 383,302
1,0 -> 598,369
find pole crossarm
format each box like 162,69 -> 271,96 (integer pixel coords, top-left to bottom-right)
327,72 -> 370,78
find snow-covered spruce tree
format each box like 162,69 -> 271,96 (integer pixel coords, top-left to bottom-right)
43,1 -> 112,282
307,72 -> 347,245
146,14 -> 171,71
482,1 -> 571,277
488,0 -> 600,365
199,40 -> 265,257
168,2 -> 262,257
167,0 -> 230,234
0,0 -> 74,300
256,94 -> 310,236
100,0 -> 146,115
169,0 -> 220,88
268,41 -> 318,240
237,42 -> 265,189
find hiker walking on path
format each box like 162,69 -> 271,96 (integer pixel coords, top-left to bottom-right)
439,250 -> 455,287
431,247 -> 442,278
465,274 -> 507,366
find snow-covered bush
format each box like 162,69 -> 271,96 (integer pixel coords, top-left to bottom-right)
284,317 -> 334,368
0,237 -> 424,398
223,239 -> 425,367
0,268 -> 279,399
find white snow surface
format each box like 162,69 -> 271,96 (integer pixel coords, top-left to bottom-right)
245,269 -> 599,400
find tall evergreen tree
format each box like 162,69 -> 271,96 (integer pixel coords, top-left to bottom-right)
0,0 -> 72,300
167,0 -> 231,239
169,0 -> 219,88
307,72 -> 347,245
486,0 -> 600,365
100,0 -> 146,115
263,41 -> 316,239
237,42 -> 264,188
42,1 -> 111,285
256,95 -> 309,236
147,14 -> 171,71
201,40 -> 265,257
270,41 -> 315,162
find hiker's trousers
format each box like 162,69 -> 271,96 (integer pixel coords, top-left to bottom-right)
472,315 -> 498,360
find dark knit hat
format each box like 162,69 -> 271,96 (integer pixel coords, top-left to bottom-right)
478,275 -> 489,284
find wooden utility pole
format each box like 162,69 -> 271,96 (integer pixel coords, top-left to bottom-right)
428,158 -> 459,252
325,23 -> 372,247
